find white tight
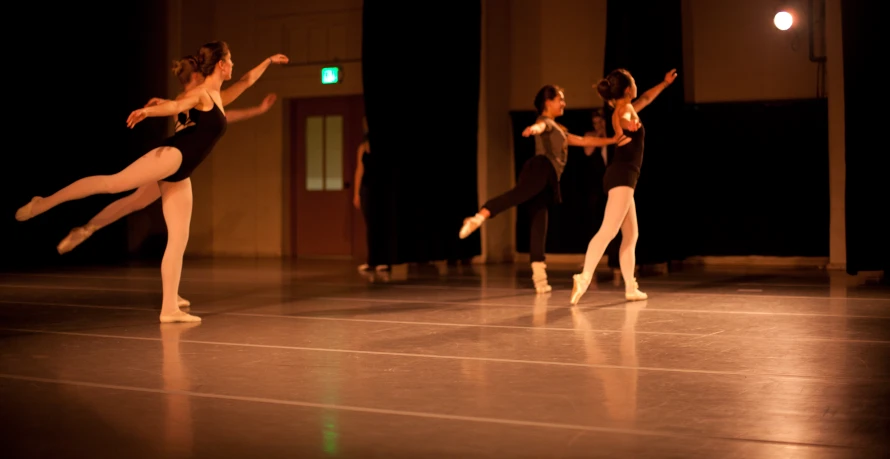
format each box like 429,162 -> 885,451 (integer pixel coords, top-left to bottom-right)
87,183 -> 162,231
158,179 -> 192,316
22,146 -> 193,317
30,147 -> 182,218
581,186 -> 639,290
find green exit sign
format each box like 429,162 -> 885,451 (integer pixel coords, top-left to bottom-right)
321,67 -> 340,84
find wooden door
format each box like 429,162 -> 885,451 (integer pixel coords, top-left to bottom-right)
291,95 -> 365,258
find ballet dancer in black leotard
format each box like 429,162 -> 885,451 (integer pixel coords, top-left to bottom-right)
55,54 -> 279,255
15,42 -> 288,323
570,68 -> 678,305
458,85 -> 626,293
54,55 -> 278,313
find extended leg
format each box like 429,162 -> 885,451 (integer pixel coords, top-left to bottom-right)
16,147 -> 182,221
57,183 -> 161,254
460,157 -> 552,239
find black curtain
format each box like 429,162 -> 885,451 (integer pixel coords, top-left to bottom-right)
841,2 -> 889,275
602,0 -> 686,265
362,2 -> 481,265
1,2 -> 168,271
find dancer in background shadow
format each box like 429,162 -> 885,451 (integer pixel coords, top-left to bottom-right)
571,69 -> 677,305
353,117 -> 390,275
459,85 -> 627,294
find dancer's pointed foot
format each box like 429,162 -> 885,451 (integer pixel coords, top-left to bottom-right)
459,213 -> 486,239
625,278 -> 648,301
177,296 -> 191,309
570,273 -> 591,305
159,311 -> 201,323
15,197 -> 43,222
57,225 -> 97,254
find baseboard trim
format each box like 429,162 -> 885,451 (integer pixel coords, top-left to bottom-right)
680,256 -> 830,267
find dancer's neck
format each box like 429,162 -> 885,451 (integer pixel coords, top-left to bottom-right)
203,73 -> 224,90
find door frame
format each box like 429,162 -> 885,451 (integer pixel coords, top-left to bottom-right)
288,95 -> 367,260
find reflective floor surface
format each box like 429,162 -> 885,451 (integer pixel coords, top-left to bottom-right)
1,260 -> 888,458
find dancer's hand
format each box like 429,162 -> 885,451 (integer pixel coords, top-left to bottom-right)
259,93 -> 278,112
268,54 -> 289,64
127,109 -> 148,128
353,194 -> 361,210
144,97 -> 167,108
664,69 -> 678,85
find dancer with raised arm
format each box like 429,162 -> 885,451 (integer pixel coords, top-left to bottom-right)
570,68 -> 677,305
458,85 -> 625,293
53,55 -> 278,311
15,42 -> 288,322
55,55 -> 277,257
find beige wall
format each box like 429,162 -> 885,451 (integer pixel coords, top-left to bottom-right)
683,0 -> 822,103
169,0 -> 363,257
167,0 -> 844,265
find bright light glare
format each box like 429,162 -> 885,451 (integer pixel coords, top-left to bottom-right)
774,11 -> 793,30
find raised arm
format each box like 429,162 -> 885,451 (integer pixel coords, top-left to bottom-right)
127,90 -> 203,128
632,68 -> 678,112
225,94 -> 277,124
220,54 -> 289,106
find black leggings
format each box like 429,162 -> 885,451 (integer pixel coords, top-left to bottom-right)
359,185 -> 383,266
482,156 -> 557,263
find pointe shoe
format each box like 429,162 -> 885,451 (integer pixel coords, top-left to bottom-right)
570,274 -> 591,305
177,296 -> 191,308
531,262 -> 552,294
15,197 -> 43,222
57,225 -> 97,254
625,278 -> 648,301
159,311 -> 202,323
459,214 -> 485,239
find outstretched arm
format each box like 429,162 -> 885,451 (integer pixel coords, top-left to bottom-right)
568,133 -> 625,148
225,94 -> 277,124
220,54 -> 289,106
127,90 -> 202,128
521,121 -> 548,137
632,68 -> 678,112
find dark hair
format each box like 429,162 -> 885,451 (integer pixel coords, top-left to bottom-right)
533,85 -> 563,115
195,41 -> 230,77
171,55 -> 199,86
596,69 -> 633,101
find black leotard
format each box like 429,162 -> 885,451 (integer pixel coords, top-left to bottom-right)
603,123 -> 645,193
160,96 -> 228,182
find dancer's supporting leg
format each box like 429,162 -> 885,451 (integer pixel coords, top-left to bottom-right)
158,178 -> 200,323
527,185 -> 553,293
15,147 -> 183,221
570,186 -> 646,304
617,196 -> 645,300
55,181 -> 192,309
